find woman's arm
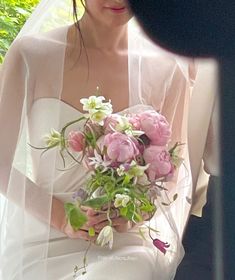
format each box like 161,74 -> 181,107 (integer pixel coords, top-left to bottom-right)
0,40 -> 26,195
0,40 -> 101,241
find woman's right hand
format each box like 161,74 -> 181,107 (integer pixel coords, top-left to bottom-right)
61,206 -> 113,241
62,222 -> 97,241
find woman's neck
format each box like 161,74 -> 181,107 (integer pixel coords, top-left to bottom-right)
79,15 -> 128,53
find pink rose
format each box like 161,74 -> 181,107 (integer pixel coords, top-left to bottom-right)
104,132 -> 139,163
68,131 -> 85,152
143,145 -> 173,181
139,110 -> 171,145
103,115 -> 120,134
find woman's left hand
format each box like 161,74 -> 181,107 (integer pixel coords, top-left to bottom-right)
81,206 -> 151,233
95,216 -> 132,233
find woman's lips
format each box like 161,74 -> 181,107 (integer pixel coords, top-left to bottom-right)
105,7 -> 127,14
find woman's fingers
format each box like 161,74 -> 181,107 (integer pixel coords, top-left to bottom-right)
64,223 -> 98,240
114,222 -> 132,233
85,213 -> 105,226
94,217 -> 128,230
80,206 -> 98,216
69,230 -> 97,241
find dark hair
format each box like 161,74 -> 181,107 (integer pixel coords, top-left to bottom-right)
71,0 -> 89,74
72,0 -> 85,32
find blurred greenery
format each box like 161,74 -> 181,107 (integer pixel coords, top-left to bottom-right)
0,0 -> 40,63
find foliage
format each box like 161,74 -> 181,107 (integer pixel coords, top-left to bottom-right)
0,0 -> 40,63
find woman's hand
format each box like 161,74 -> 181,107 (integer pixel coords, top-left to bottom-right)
88,208 -> 152,233
52,196 -> 151,240
61,207 -> 111,240
52,197 -> 110,241
94,216 -> 132,233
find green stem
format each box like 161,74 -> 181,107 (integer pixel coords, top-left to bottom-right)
60,116 -> 87,146
106,202 -> 113,226
73,240 -> 92,278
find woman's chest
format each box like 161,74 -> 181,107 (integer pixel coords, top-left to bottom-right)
62,52 -> 129,112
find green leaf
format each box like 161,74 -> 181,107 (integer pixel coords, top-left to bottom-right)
138,227 -> 147,241
64,202 -> 75,216
69,207 -> 87,231
140,203 -> 156,212
82,195 -> 110,209
125,203 -> 143,223
123,174 -> 131,185
119,207 -> 128,217
0,0 -> 40,63
88,227 -> 95,237
65,203 -> 88,231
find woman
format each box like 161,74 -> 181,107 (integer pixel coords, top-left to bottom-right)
0,0 -> 195,279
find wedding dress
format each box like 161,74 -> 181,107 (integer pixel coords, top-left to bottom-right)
0,4 -> 195,277
1,98 -> 187,280
10,99 -> 157,280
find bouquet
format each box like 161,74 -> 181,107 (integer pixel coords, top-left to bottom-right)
33,91 -> 183,277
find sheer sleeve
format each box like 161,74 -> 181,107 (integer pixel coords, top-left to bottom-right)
161,59 -> 195,147
0,39 -> 53,222
142,56 -> 197,238
0,32 -> 69,279
0,39 -> 27,195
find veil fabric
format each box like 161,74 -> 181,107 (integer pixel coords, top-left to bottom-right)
0,1 -> 195,279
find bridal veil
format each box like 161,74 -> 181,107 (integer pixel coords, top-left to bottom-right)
0,1 -> 195,279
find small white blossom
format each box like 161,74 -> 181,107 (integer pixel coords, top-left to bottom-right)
115,116 -> 144,137
90,110 -> 108,125
114,194 -> 131,208
80,95 -> 105,112
88,150 -> 111,172
127,161 -> 149,178
80,95 -> 113,125
116,116 -> 132,132
44,129 -> 61,147
96,225 -> 113,249
117,165 -> 126,176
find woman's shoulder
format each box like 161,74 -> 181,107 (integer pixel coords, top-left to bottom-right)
130,25 -> 195,81
10,25 -> 70,64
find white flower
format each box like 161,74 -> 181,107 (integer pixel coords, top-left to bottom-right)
114,194 -> 131,208
131,129 -> 145,137
116,116 -> 132,132
127,161 -> 149,178
88,150 -> 111,172
90,110 -> 108,125
114,116 -> 144,137
80,95 -> 105,112
80,95 -> 113,125
44,129 -> 61,147
96,225 -> 113,249
116,165 -> 126,176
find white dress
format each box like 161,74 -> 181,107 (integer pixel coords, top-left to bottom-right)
8,98 -> 183,280
0,24 -> 194,278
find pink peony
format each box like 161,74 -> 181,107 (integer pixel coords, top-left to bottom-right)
129,115 -> 141,130
68,131 -> 85,152
139,110 -> 171,145
143,145 -> 173,181
104,132 -> 139,163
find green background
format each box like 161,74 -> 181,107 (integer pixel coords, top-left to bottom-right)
0,0 -> 40,63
